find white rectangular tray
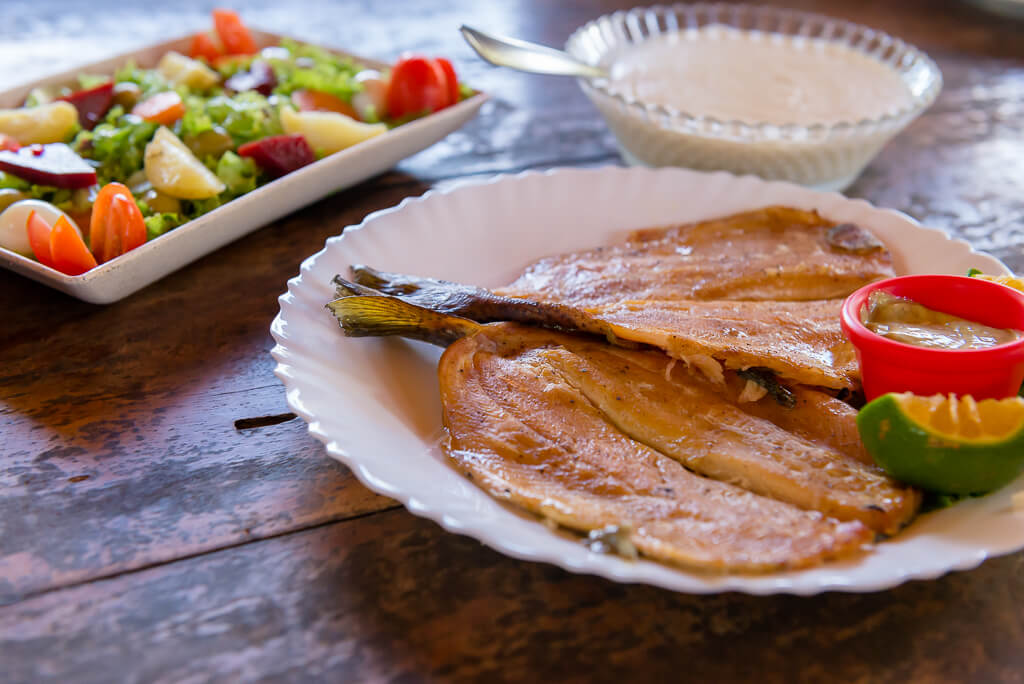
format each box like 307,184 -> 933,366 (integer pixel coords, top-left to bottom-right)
0,30 -> 487,303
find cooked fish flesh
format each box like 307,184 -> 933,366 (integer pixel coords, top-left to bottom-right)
536,340 -> 918,535
327,292 -> 918,571
573,297 -> 859,390
497,206 -> 894,307
442,327 -> 871,573
349,266 -> 859,391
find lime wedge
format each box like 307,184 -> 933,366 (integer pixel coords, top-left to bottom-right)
857,393 -> 1024,494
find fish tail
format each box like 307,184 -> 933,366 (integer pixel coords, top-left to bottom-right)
350,265 -> 425,296
332,274 -> 381,298
350,264 -> 615,338
327,292 -> 482,347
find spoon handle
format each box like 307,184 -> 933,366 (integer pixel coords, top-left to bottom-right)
460,25 -> 607,79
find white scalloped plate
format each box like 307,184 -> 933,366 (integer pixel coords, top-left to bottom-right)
271,166 -> 1024,595
0,30 -> 487,303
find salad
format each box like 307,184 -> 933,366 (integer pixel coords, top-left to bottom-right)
0,9 -> 468,276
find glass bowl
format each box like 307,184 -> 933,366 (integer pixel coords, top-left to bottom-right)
566,4 -> 943,191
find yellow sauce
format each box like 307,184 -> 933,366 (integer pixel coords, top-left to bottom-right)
861,291 -> 1023,350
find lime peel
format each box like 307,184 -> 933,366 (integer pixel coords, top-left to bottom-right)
858,392 -> 1024,495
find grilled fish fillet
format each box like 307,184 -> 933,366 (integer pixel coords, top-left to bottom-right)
591,298 -> 859,390
537,337 -> 918,535
497,206 -> 894,307
327,294 -> 919,571
442,326 -> 871,573
350,266 -> 859,390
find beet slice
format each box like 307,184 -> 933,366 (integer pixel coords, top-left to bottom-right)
238,134 -> 314,177
224,61 -> 277,96
58,82 -> 114,130
0,143 -> 97,188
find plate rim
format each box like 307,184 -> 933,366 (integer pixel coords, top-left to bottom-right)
270,165 -> 1019,595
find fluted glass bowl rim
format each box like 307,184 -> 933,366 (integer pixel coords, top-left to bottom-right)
565,3 -> 943,143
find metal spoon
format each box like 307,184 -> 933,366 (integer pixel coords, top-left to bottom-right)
460,25 -> 608,79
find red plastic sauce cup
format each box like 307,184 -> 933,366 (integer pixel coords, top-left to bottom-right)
841,275 -> 1024,401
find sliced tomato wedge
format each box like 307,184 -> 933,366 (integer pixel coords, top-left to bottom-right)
435,57 -> 460,106
112,195 -> 146,254
386,56 -> 454,119
189,33 -> 223,63
90,183 -> 146,264
291,89 -> 359,119
131,91 -> 186,126
49,215 -> 97,275
212,8 -> 257,56
26,210 -> 56,269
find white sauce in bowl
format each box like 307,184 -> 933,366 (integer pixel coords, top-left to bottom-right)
608,26 -> 913,126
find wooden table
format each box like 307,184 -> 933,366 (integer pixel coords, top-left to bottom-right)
3,1 -> 1023,681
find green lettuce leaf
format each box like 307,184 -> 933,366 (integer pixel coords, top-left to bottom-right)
183,92 -> 282,146
74,114 -> 158,186
177,152 -> 263,220
77,73 -> 111,90
215,151 -> 261,197
144,212 -> 185,240
269,38 -> 361,101
0,172 -> 74,209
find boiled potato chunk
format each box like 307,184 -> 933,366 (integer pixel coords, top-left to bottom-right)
280,107 -> 386,155
158,51 -> 220,91
144,126 -> 226,199
0,101 -> 79,144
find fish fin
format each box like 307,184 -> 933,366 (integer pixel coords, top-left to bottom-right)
326,294 -> 481,346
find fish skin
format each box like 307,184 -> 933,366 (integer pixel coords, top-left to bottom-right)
497,206 -> 894,307
441,323 -> 874,573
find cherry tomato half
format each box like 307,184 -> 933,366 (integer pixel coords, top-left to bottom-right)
26,210 -> 56,269
27,210 -> 96,275
49,215 -> 97,276
213,8 -> 258,56
291,89 -> 359,120
386,56 -> 457,119
435,57 -> 460,107
90,183 -> 146,264
189,33 -> 223,63
131,91 -> 186,126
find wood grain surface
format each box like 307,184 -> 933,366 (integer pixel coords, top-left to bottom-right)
1,0 -> 1023,681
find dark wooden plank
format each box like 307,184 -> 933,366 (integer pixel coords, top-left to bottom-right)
0,182 -> 417,604
851,53 -> 1024,275
3,508 -> 1024,684
1,0 -> 1024,678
